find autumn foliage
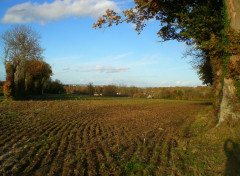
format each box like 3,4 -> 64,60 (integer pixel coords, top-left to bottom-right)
226,60 -> 240,80
1,26 -> 56,99
25,59 -> 52,95
3,59 -> 53,99
3,63 -> 15,99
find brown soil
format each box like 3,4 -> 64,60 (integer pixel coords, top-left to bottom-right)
0,99 -> 208,175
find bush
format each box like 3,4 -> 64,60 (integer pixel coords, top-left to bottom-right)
3,81 -> 13,99
133,93 -> 145,98
45,79 -> 65,94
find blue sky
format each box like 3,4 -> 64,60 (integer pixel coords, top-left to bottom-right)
0,0 -> 203,87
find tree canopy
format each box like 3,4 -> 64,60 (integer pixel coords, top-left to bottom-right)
94,0 -> 240,121
1,25 -> 52,98
94,0 -> 225,85
3,25 -> 44,64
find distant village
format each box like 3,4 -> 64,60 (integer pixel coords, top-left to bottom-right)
63,83 -> 213,101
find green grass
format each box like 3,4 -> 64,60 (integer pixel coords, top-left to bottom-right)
170,108 -> 240,175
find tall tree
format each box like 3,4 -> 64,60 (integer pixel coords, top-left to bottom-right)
219,0 -> 240,123
88,82 -> 94,96
2,25 -> 45,98
94,0 -> 240,123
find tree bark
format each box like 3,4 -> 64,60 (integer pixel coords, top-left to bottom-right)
211,57 -> 223,115
218,0 -> 240,124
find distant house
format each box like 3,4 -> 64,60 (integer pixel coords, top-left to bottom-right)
147,95 -> 153,99
94,93 -> 102,96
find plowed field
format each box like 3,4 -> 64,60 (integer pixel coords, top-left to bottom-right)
0,99 -> 209,175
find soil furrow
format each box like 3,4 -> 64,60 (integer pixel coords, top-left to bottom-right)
46,122 -> 77,176
22,121 -> 71,175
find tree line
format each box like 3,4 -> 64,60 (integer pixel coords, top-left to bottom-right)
64,84 -> 213,101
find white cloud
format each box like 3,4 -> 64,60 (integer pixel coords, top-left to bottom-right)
175,81 -> 200,87
53,71 -> 65,75
53,66 -> 70,75
1,0 -> 119,24
83,65 -> 129,73
112,52 -> 133,60
62,67 -> 70,71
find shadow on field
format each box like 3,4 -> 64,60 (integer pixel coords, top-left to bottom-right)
224,139 -> 240,175
195,102 -> 213,106
13,94 -> 81,101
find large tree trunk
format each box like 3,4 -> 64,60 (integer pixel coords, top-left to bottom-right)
211,57 -> 223,116
218,0 -> 240,124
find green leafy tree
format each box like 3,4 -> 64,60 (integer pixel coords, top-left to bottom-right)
94,0 -> 240,123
